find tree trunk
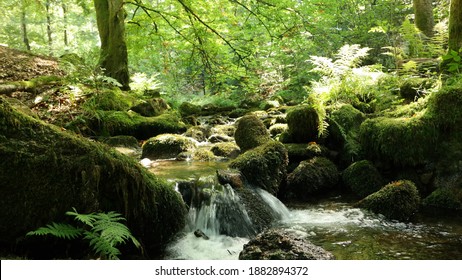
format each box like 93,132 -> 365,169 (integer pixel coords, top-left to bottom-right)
93,0 -> 130,90
62,2 -> 68,47
46,0 -> 53,56
413,0 -> 434,37
449,0 -> 462,52
21,4 -> 31,51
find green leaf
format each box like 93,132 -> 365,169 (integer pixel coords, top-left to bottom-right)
27,223 -> 83,240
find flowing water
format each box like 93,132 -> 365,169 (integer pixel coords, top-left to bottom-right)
147,160 -> 462,260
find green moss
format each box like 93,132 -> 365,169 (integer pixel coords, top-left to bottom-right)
269,123 -> 288,137
192,149 -> 216,161
80,110 -> 187,140
234,114 -> 271,152
286,105 -> 320,143
141,134 -> 197,160
426,84 -> 462,137
130,98 -> 169,117
342,160 -> 384,198
357,180 -> 420,221
359,115 -> 438,166
178,102 -> 201,116
83,89 -> 134,111
0,97 -> 186,257
102,135 -> 140,148
211,142 -> 241,158
399,77 -> 433,100
229,141 -> 288,195
285,157 -> 339,199
423,187 -> 462,210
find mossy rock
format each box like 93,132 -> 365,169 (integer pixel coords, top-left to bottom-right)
286,105 -> 320,143
326,104 -> 365,165
359,115 -> 438,167
178,102 -> 201,116
426,84 -> 462,137
357,180 -> 420,221
83,89 -> 133,111
191,148 -> 216,161
130,98 -> 169,117
284,143 -> 324,165
141,134 -> 197,160
183,125 -> 211,142
422,187 -> 462,211
234,114 -> 271,152
269,123 -> 288,137
285,157 -> 339,200
342,160 -> 384,198
211,124 -> 236,137
0,97 -> 187,258
78,110 -> 187,140
102,135 -> 140,149
229,141 -> 288,195
211,142 -> 241,159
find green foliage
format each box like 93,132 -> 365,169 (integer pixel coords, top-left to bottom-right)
442,49 -> 462,73
308,44 -> 387,112
27,208 -> 141,260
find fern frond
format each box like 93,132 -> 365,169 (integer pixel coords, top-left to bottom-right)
66,208 -> 97,227
85,231 -> 121,260
26,223 -> 83,240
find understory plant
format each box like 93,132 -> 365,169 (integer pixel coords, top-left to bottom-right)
27,208 -> 141,260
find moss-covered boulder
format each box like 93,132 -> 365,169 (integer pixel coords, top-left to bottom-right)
234,114 -> 271,152
141,133 -> 198,160
178,102 -> 201,116
183,125 -> 211,142
284,143 -> 325,166
426,83 -> 462,138
130,98 -> 169,117
326,104 -> 365,165
399,78 -> 433,100
342,160 -> 384,198
0,97 -> 187,258
211,142 -> 241,159
269,123 -> 288,137
285,105 -> 320,143
78,110 -> 187,140
357,180 -> 420,221
285,157 -> 339,200
239,228 -> 335,260
422,187 -> 462,211
359,115 -> 438,167
229,141 -> 288,195
83,89 -> 134,111
102,135 -> 140,149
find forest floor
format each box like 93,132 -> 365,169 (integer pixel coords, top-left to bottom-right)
0,46 -> 85,126
0,46 -> 64,83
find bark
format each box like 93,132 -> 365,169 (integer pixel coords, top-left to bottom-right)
46,0 -> 53,56
21,7 -> 31,51
93,0 -> 130,90
413,0 -> 435,37
62,2 -> 68,47
449,0 -> 462,52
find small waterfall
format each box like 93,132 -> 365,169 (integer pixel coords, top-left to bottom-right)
255,188 -> 291,221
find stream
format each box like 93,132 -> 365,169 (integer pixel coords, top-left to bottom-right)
148,160 -> 462,260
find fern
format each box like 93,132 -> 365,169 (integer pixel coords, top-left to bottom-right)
27,209 -> 141,260
27,223 -> 83,240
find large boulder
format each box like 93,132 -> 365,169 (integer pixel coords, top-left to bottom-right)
130,98 -> 169,117
357,180 -> 421,221
141,133 -> 198,160
229,141 -> 288,196
285,157 -> 339,200
239,228 -> 335,260
211,142 -> 241,159
0,97 -> 187,258
342,160 -> 384,198
283,105 -> 320,143
234,114 -> 271,152
69,110 -> 187,140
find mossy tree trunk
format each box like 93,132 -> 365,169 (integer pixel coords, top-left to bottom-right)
448,0 -> 462,52
413,0 -> 434,37
93,0 -> 130,90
